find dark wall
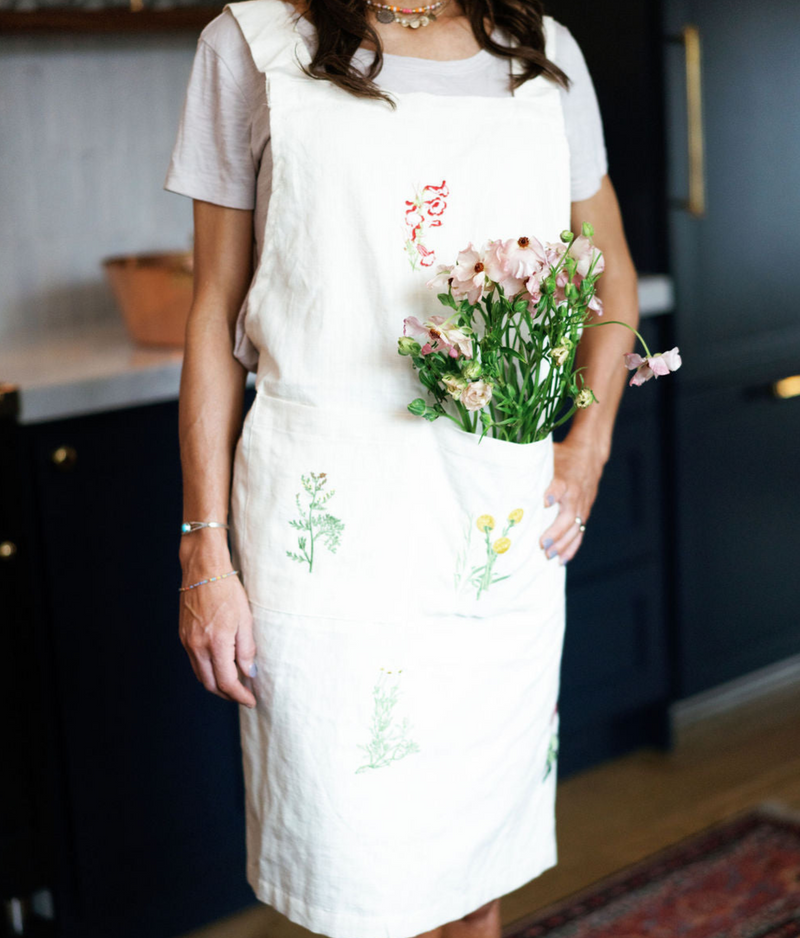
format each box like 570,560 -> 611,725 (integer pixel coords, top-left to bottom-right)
545,0 -> 669,274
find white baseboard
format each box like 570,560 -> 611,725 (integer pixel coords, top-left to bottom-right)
670,652 -> 800,730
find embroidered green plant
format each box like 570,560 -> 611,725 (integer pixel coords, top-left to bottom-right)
356,668 -> 420,774
454,511 -> 474,593
286,471 -> 344,573
456,508 -> 524,599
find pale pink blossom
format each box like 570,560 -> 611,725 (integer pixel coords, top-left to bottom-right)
426,264 -> 454,292
568,235 -> 605,278
450,242 -> 490,305
479,239 -> 523,298
403,314 -> 473,359
525,270 -> 543,306
545,237 -> 604,279
502,235 -> 547,279
624,347 -> 682,386
460,379 -> 493,411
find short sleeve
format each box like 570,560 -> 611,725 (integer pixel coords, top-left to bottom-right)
555,23 -> 608,202
163,35 -> 256,210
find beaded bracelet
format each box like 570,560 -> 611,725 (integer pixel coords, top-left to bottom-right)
179,570 -> 240,592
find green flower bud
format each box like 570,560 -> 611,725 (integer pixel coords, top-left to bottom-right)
398,336 -> 421,356
542,277 -> 557,295
460,359 -> 482,380
582,221 -> 595,238
565,282 -> 579,300
408,398 -> 428,416
560,229 -> 575,243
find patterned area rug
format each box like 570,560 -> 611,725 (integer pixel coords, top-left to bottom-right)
503,802 -> 800,938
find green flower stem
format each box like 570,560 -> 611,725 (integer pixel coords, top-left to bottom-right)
582,319 -> 653,358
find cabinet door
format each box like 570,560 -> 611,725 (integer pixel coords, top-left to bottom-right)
559,559 -> 672,775
553,316 -> 675,772
28,401 -> 253,938
674,382 -> 800,696
665,0 -> 800,384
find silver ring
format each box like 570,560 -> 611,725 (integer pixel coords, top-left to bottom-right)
575,515 -> 586,533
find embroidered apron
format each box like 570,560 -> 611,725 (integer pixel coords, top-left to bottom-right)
226,2 -> 571,935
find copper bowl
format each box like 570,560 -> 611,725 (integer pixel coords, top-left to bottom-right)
102,250 -> 194,347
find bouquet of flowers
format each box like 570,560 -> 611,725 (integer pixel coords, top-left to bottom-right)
397,223 -> 681,444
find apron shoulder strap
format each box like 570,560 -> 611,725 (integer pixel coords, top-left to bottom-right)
542,14 -> 558,61
510,14 -> 561,93
224,0 -> 306,74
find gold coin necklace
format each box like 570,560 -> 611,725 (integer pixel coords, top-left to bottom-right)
365,0 -> 451,28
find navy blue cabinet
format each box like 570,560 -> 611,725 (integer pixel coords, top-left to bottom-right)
664,0 -> 800,694
2,399 -> 254,938
554,315 -> 676,774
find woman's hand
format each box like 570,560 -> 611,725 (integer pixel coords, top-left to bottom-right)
539,435 -> 606,565
179,534 -> 258,709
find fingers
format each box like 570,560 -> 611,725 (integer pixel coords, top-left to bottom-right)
539,484 -> 589,566
235,614 -> 258,681
178,587 -> 258,709
209,636 -> 257,709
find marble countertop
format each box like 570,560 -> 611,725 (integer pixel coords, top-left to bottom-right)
1,274 -> 674,425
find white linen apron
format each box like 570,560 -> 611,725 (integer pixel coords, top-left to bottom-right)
226,2 -> 571,935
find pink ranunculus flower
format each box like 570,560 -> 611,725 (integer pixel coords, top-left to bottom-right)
450,242 -> 490,305
568,234 -> 605,278
624,347 -> 682,386
503,235 -> 547,280
587,293 -> 603,315
526,270 -> 543,305
545,241 -> 567,267
461,379 -> 493,411
481,239 -> 525,298
426,263 -> 455,292
403,314 -> 473,359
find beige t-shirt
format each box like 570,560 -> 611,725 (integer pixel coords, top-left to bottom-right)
164,3 -> 608,371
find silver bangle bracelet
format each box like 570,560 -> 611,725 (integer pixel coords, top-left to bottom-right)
181,521 -> 230,535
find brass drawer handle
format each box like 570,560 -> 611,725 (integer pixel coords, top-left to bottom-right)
51,445 -> 78,470
772,375 -> 800,400
0,541 -> 17,561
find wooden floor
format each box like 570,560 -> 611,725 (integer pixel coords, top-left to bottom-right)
181,683 -> 800,938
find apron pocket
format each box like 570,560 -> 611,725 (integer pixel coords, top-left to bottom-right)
232,392 -> 464,623
432,417 -> 564,619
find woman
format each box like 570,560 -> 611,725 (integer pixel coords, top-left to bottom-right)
166,0 -> 639,935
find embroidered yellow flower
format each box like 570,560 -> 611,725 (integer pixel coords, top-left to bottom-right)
508,508 -> 524,524
492,537 -> 511,554
476,514 -> 495,532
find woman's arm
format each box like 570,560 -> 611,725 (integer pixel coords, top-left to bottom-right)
539,173 -> 640,564
178,199 -> 258,708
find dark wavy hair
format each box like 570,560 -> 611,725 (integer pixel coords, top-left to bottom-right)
295,0 -> 570,109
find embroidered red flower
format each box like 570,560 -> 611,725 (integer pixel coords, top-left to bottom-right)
415,242 -> 436,267
404,180 -> 448,271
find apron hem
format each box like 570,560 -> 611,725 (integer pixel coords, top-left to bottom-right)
246,846 -> 558,938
